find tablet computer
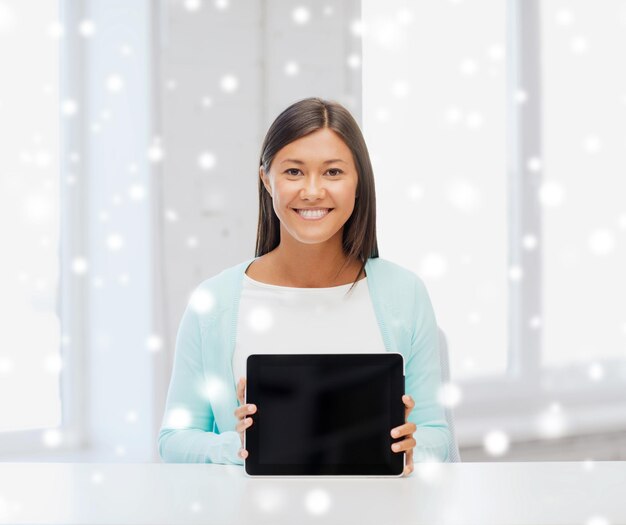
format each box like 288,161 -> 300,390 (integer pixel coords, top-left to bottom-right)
244,353 -> 405,477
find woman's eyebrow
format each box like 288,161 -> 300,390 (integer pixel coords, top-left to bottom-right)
280,158 -> 346,165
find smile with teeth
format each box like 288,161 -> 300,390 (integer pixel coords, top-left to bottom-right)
293,208 -> 333,220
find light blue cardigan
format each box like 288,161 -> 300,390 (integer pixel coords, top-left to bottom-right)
158,256 -> 451,465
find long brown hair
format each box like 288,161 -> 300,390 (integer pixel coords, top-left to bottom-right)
255,97 -> 379,294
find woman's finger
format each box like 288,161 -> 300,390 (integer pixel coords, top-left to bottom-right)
234,404 -> 256,419
390,422 -> 417,439
239,448 -> 249,459
402,394 -> 415,420
236,417 -> 254,433
236,377 -> 246,406
391,437 -> 416,453
404,448 -> 414,476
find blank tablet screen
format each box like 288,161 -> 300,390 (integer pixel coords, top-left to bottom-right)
245,353 -> 405,476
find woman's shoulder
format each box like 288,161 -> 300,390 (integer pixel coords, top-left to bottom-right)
367,256 -> 426,287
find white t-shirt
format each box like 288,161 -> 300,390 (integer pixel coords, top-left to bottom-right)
232,272 -> 387,384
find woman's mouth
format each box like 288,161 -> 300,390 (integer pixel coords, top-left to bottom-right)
293,208 -> 333,220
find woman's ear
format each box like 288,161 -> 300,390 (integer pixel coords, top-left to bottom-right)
260,166 -> 272,196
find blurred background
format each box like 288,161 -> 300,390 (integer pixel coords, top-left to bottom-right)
1,0 -> 625,463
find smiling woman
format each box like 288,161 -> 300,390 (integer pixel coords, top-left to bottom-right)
253,98 -> 378,292
254,126 -> 364,288
158,97 -> 453,474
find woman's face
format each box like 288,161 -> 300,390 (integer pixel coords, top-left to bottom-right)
260,128 -> 359,246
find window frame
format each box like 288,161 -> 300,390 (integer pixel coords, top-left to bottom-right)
0,0 -> 88,458
452,0 -> 626,447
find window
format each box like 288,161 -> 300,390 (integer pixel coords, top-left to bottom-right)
361,0 -> 507,381
540,0 -> 626,371
0,1 -> 63,434
362,0 -> 626,444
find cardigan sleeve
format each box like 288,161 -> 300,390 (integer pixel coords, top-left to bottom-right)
405,276 -> 452,462
157,301 -> 242,465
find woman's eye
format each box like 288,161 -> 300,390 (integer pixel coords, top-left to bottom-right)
285,168 -> 343,176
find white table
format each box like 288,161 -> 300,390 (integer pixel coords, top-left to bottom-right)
0,462 -> 624,524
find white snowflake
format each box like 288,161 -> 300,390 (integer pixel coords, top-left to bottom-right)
106,74 -> 124,93
0,4 -> 18,32
91,471 -> 104,484
165,209 -> 179,222
167,407 -> 192,428
588,229 -> 615,256
438,382 -> 462,408
571,36 -> 589,54
42,429 -> 63,448
184,0 -> 202,11
465,111 -> 484,129
106,233 -> 124,251
72,257 -> 88,275
529,315 -> 542,330
515,89 -> 528,104
459,58 -> 478,76
284,60 -> 299,76
253,487 -> 285,512
420,253 -> 448,279
347,54 -> 361,69
396,8 -> 413,26
527,156 -> 542,172
147,141 -> 165,163
146,335 -> 163,352
508,265 -> 523,282
555,9 -> 574,26
220,74 -> 238,93
0,358 -> 15,375
189,288 -> 216,314
483,430 -> 509,456
247,306 -> 274,332
407,183 -> 424,201
128,184 -> 146,201
350,19 -> 367,37
375,107 -> 390,122
47,22 -> 64,39
445,106 -> 462,123
78,19 -> 95,37
487,44 -> 504,61
522,233 -> 538,250
446,179 -> 481,213
304,488 -> 331,515
198,151 -> 216,170
583,135 -> 602,154
292,6 -> 311,25
536,403 -> 568,438
588,362 -> 605,381
391,80 -> 410,98
538,180 -> 565,207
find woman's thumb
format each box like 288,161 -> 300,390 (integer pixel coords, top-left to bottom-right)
237,377 -> 246,405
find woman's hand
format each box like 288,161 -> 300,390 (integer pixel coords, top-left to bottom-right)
390,394 -> 417,476
234,377 -> 256,460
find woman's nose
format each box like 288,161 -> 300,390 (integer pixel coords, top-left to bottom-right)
300,176 -> 327,199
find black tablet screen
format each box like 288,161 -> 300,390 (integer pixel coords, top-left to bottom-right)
245,354 -> 405,476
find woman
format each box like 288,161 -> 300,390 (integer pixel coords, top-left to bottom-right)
158,97 -> 452,475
